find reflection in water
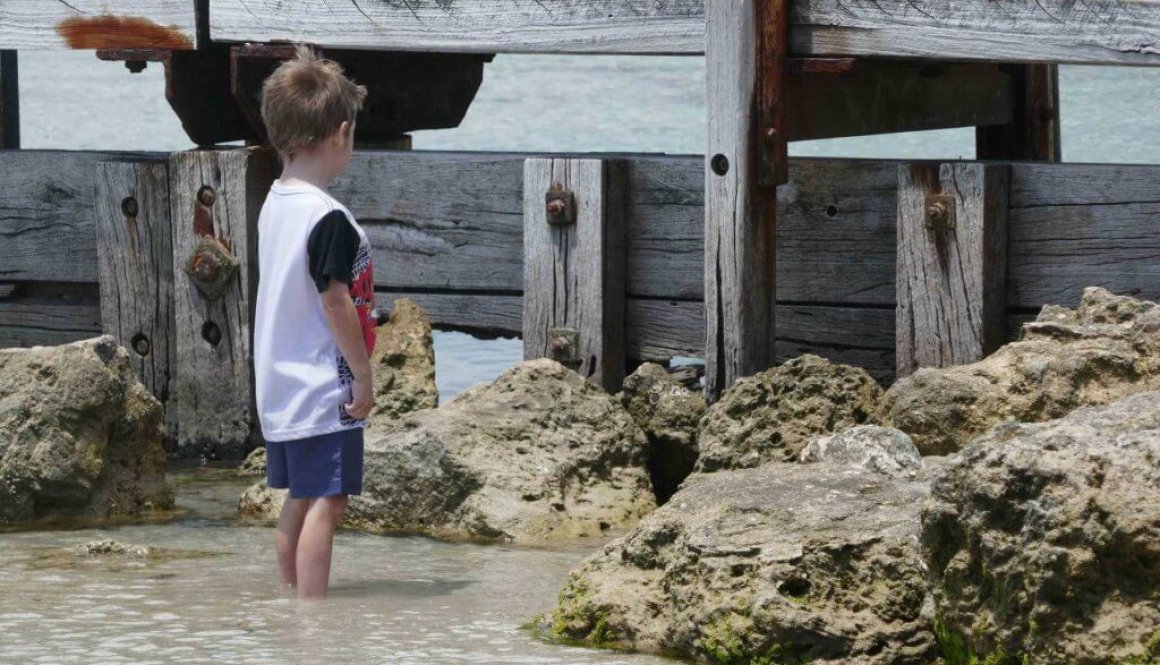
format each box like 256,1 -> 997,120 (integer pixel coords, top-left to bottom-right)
0,468 -> 670,665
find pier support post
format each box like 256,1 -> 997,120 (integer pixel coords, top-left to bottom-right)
169,148 -> 275,460
522,158 -> 627,392
95,160 -> 177,444
896,162 -> 1010,378
1,50 -> 18,149
704,0 -> 787,400
976,64 -> 1061,161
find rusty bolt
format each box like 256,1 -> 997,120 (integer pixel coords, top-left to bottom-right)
925,195 -> 956,230
121,196 -> 139,218
547,198 -> 567,218
197,185 -> 216,207
926,200 -> 947,224
190,250 -> 221,282
125,60 -> 148,74
545,189 -> 575,225
549,336 -> 570,354
133,336 -> 151,357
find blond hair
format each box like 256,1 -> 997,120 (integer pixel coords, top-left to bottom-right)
260,45 -> 368,157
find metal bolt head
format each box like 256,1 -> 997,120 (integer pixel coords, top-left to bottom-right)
134,336 -> 151,356
197,185 -> 216,207
545,189 -> 575,225
121,196 -> 139,218
926,201 -> 947,223
924,194 -> 956,231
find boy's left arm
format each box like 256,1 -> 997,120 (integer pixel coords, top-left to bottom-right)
320,280 -> 374,420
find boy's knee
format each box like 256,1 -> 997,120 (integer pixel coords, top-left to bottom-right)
325,494 -> 349,520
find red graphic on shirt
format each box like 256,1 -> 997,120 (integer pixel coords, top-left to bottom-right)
350,241 -> 376,355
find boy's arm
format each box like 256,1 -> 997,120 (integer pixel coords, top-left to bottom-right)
320,279 -> 373,419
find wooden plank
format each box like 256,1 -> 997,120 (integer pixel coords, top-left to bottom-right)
977,65 -> 1061,161
210,0 -> 705,54
95,160 -> 176,440
791,0 -> 1160,65
376,291 -> 522,336
523,158 -> 627,391
0,0 -> 197,50
1,50 -> 17,149
1008,163 -> 1160,307
896,162 -> 1010,378
704,0 -> 778,398
0,292 -> 101,349
169,148 -> 274,460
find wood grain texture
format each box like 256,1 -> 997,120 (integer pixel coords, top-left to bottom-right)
210,0 -> 705,54
169,148 -> 273,460
897,162 -> 1009,378
1007,163 -> 1160,307
0,292 -> 100,348
790,0 -> 1160,65
523,158 -> 627,391
1,50 -> 17,149
95,160 -> 176,439
0,0 -> 197,50
705,0 -> 777,398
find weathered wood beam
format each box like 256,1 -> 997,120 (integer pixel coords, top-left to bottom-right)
704,0 -> 782,399
0,50 -> 17,149
0,1 -> 198,50
977,64 -> 1062,161
169,147 -> 274,460
95,160 -> 176,441
896,162 -> 1010,378
523,158 -> 628,391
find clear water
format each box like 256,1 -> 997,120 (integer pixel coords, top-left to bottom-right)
6,52 -> 1159,664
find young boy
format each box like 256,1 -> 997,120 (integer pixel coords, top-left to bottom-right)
253,46 -> 376,601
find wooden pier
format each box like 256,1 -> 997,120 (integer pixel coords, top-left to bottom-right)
1,0 -> 1158,456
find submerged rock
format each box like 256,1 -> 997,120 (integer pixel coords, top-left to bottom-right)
544,462 -> 937,665
801,425 -> 923,479
71,539 -> 153,557
923,391 -> 1160,665
245,360 -> 655,545
696,355 -> 884,472
0,337 -> 173,524
369,298 -> 438,425
885,287 -> 1160,454
618,362 -> 705,504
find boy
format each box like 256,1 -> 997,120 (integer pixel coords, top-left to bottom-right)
253,46 -> 376,600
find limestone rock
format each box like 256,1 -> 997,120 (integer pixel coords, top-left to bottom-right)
245,360 -> 655,545
922,391 -> 1160,665
545,462 -> 938,665
369,298 -> 438,424
72,539 -> 153,557
885,287 -> 1160,454
618,362 -> 705,503
801,425 -> 923,479
696,355 -> 884,472
0,337 -> 173,524
236,446 -> 266,477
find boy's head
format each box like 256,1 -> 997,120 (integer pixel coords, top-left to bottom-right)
260,46 -> 367,172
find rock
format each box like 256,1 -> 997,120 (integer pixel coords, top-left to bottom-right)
801,425 -> 923,479
922,391 -> 1160,665
369,298 -> 438,424
618,362 -> 705,504
236,447 -> 266,477
544,462 -> 938,665
72,539 -> 153,557
0,337 -> 173,524
885,287 -> 1160,455
245,360 -> 655,545
696,354 -> 884,472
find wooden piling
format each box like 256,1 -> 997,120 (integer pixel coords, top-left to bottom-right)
168,148 -> 274,460
523,158 -> 627,392
1,50 -> 18,149
977,64 -> 1061,161
704,0 -> 785,399
896,162 -> 1010,378
95,160 -> 176,441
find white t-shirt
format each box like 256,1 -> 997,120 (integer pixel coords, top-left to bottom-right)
253,180 -> 376,442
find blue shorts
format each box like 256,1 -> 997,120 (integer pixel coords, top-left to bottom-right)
265,428 -> 365,499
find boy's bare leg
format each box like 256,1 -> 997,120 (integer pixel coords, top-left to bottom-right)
275,497 -> 311,591
296,495 -> 349,600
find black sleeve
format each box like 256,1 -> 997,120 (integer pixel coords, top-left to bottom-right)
306,210 -> 361,293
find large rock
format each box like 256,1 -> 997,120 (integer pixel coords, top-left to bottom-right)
885,287 -> 1160,455
369,298 -> 438,424
618,362 -> 705,504
246,359 -> 655,544
696,354 -> 884,472
545,461 -> 938,664
801,425 -> 923,479
922,391 -> 1160,665
0,337 -> 173,524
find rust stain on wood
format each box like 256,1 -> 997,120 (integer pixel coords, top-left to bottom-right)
56,15 -> 193,50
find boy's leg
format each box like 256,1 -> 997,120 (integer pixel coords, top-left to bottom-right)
295,494 -> 349,600
275,497 -> 311,590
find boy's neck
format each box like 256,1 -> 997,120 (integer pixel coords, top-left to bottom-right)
279,155 -> 333,191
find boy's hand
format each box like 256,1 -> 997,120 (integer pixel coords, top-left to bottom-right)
345,373 -> 374,420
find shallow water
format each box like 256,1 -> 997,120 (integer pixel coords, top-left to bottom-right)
0,467 -> 672,665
